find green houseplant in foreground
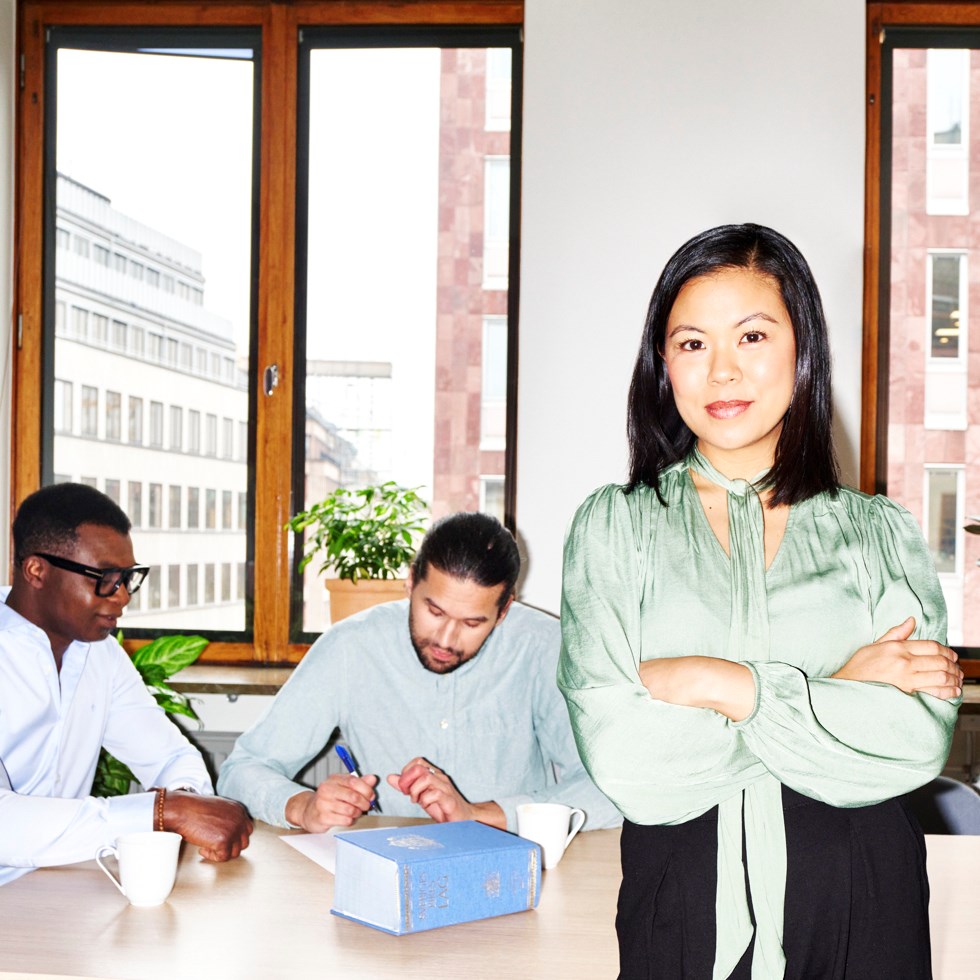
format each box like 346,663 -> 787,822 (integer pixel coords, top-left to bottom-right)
285,481 -> 429,581
93,633 -> 208,797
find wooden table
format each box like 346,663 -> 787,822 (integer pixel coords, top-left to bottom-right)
0,824 -> 977,979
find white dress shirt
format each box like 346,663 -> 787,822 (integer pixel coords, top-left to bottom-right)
0,587 -> 212,886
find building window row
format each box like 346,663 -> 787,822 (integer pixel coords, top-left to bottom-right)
53,380 -> 247,461
56,225 -> 205,306
54,299 -> 243,388
125,560 -> 248,612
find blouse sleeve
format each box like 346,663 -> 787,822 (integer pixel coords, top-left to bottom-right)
734,494 -> 959,806
558,485 -> 765,825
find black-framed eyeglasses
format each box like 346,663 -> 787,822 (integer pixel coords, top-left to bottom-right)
34,553 -> 150,597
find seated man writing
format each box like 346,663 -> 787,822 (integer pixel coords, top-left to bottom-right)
218,512 -> 620,833
0,483 -> 253,887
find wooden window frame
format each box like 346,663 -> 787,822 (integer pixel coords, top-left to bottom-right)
865,3 -> 980,674
12,0 -> 523,664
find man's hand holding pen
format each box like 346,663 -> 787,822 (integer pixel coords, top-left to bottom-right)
284,772 -> 379,832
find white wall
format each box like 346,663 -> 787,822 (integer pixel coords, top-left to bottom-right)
517,0 -> 867,611
0,0 -> 868,613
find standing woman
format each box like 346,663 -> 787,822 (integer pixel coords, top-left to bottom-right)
558,224 -> 962,980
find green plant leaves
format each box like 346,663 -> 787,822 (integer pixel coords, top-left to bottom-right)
92,633 -> 208,797
285,481 -> 429,582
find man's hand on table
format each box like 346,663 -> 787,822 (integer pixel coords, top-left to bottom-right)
162,791 -> 254,861
285,773 -> 380,832
387,758 -> 506,830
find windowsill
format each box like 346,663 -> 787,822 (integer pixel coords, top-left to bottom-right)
169,663 -> 294,695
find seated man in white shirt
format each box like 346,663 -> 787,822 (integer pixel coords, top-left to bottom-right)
0,483 -> 253,887
218,512 -> 621,835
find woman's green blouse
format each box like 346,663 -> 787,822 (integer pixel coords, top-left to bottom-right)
558,451 -> 959,980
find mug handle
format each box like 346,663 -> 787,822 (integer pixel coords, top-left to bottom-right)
95,845 -> 126,897
565,808 -> 586,847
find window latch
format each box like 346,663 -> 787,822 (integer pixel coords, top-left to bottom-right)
263,363 -> 279,396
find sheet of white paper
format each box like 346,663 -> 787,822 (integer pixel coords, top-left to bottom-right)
281,827 -> 374,874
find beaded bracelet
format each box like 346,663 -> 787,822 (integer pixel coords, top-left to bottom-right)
154,787 -> 166,832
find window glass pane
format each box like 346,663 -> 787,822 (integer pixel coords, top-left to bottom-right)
296,41 -> 515,634
49,37 -> 255,635
887,45 -> 976,646
928,48 -> 967,144
927,468 -> 959,573
930,253 -> 962,358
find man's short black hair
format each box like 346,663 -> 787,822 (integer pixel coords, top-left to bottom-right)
411,512 -> 520,610
13,483 -> 132,564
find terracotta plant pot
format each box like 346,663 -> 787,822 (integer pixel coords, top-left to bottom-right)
325,578 -> 408,624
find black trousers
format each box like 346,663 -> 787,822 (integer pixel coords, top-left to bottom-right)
616,786 -> 932,980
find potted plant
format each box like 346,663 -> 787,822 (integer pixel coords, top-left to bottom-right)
286,481 -> 429,623
93,633 -> 208,796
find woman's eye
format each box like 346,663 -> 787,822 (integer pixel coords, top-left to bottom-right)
678,338 -> 704,351
742,331 -> 766,344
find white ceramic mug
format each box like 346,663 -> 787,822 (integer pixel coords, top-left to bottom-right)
516,803 -> 586,869
95,831 -> 181,907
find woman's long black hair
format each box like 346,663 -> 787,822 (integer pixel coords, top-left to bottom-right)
626,223 -> 840,506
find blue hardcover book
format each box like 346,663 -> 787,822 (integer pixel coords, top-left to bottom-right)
331,821 -> 541,934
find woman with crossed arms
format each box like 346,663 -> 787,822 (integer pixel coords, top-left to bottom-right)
558,223 -> 962,980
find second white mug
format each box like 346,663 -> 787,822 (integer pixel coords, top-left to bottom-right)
95,830 -> 181,907
516,802 -> 586,870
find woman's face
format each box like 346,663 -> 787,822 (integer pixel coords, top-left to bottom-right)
662,266 -> 796,479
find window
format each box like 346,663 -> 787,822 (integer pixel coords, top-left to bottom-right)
81,385 -> 98,437
221,562 -> 232,602
187,564 -> 199,605
17,5 -> 522,663
481,316 -> 507,449
204,563 -> 215,604
105,478 -> 120,504
71,306 -> 88,339
188,410 -> 201,454
169,406 -> 183,451
147,571 -> 161,609
865,14 -> 980,649
222,417 -> 234,459
927,48 -> 969,215
105,391 -> 121,441
928,252 -> 966,361
222,490 -> 233,530
168,565 -> 180,608
483,156 -> 510,286
91,314 -> 108,343
128,396 -> 143,445
205,414 -> 217,456
127,481 -> 142,528
148,483 -> 162,528
187,487 -> 200,529
169,485 -> 182,529
93,243 -> 110,266
53,380 -> 72,434
149,401 -> 163,448
926,467 -> 962,574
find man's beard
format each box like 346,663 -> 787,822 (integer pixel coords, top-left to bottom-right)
408,610 -> 493,675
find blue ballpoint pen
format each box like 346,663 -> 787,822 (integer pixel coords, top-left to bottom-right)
335,744 -> 382,812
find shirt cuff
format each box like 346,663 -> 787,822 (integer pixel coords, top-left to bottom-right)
105,790 -> 157,835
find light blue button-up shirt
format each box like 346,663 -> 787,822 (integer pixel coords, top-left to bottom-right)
218,599 -> 621,832
0,588 -> 212,886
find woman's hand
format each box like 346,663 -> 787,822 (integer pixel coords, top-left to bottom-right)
832,617 -> 962,699
638,656 -> 756,722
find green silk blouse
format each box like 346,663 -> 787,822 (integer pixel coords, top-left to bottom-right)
558,449 -> 959,980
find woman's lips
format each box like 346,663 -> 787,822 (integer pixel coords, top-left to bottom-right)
706,400 -> 751,419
